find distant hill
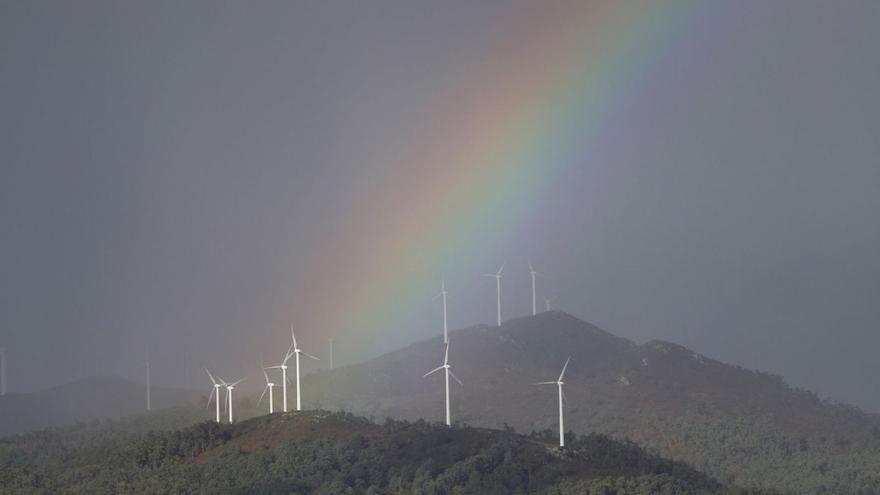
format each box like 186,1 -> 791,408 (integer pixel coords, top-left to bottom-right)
0,410 -> 775,494
0,375 -> 200,437
301,311 -> 880,494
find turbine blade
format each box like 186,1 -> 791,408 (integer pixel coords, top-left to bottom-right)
258,385 -> 268,406
205,368 -> 216,384
262,368 -> 269,383
561,388 -> 568,404
423,366 -> 444,377
481,273 -> 495,278
232,378 -> 245,386
449,369 -> 463,385
444,342 -> 449,365
497,261 -> 506,275
302,351 -> 320,361
290,325 -> 298,349
558,356 -> 571,381
206,387 -> 216,408
282,343 -> 295,364
536,381 -> 556,385
267,365 -> 283,369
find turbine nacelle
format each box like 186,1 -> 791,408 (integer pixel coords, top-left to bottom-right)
288,327 -> 320,361
225,378 -> 245,391
482,261 -> 505,279
294,348 -> 320,361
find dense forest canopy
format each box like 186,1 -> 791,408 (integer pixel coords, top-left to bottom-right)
0,410 -> 777,495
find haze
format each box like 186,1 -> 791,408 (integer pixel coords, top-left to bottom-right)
2,0 -> 879,411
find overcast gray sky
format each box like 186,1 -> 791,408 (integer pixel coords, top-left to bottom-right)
2,1 -> 879,410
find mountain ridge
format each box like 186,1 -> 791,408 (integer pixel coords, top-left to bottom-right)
300,310 -> 880,493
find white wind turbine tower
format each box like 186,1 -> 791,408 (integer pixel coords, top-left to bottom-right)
145,350 -> 151,412
0,347 -> 7,396
423,342 -> 462,426
223,377 -> 245,423
258,367 -> 275,414
289,327 -> 319,411
537,356 -> 570,447
483,262 -> 505,326
435,276 -> 449,343
529,261 -> 538,316
205,368 -> 223,423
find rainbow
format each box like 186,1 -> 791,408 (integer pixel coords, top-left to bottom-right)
286,1 -> 707,353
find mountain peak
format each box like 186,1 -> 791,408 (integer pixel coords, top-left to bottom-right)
303,311 -> 878,493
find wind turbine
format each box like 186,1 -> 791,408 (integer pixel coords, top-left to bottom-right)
145,350 -> 151,412
267,340 -> 295,412
0,347 -> 6,396
544,297 -> 555,312
537,357 -> 570,447
434,276 -> 449,343
205,368 -> 223,423
423,342 -> 462,426
329,338 -> 334,370
482,262 -> 505,326
258,367 -> 275,414
289,326 -> 319,411
528,261 -> 539,316
224,377 -> 245,423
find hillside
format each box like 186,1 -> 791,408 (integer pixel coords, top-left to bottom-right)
0,410 -> 775,494
301,311 -> 880,493
5,313 -> 880,492
0,375 -> 200,437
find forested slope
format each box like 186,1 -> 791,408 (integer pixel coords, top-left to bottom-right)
0,410 -> 775,494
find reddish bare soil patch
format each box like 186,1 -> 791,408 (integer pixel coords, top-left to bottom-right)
194,411 -> 386,464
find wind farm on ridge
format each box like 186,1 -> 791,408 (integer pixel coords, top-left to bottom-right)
194,260 -> 575,447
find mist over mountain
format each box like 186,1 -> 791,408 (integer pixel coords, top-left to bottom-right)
300,311 -> 880,493
0,376 -> 198,437
306,312 -> 868,433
